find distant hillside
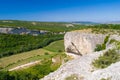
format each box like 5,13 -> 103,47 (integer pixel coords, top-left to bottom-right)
0,20 -> 67,32
72,21 -> 120,25
72,21 -> 100,25
0,20 -> 84,32
103,21 -> 120,24
0,20 -> 120,33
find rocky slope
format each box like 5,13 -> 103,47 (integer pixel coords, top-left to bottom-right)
41,31 -> 120,80
41,50 -> 120,80
0,28 -> 13,33
0,27 -> 48,35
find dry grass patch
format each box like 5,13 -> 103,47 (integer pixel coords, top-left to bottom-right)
72,28 -> 92,33
0,49 -> 52,69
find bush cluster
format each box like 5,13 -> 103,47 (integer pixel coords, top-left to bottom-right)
93,49 -> 120,68
0,59 -> 60,80
94,35 -> 110,51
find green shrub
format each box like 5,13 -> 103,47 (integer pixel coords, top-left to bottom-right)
44,52 -> 49,55
109,39 -> 120,50
93,49 -> 120,68
95,35 -> 110,51
101,77 -> 111,80
65,74 -> 79,80
94,43 -> 106,51
109,39 -> 117,44
104,35 -> 110,44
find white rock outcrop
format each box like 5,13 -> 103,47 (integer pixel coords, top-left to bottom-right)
41,32 -> 120,80
64,32 -> 120,57
41,50 -> 120,80
64,32 -> 106,56
0,28 -> 13,33
41,48 -> 120,80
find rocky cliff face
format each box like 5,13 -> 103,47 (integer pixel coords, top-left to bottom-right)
0,28 -> 13,33
64,32 -> 106,56
41,31 -> 120,80
41,50 -> 120,80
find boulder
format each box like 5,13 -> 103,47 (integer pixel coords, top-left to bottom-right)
64,32 -> 106,56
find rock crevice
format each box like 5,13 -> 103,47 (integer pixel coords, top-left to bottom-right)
64,32 -> 106,56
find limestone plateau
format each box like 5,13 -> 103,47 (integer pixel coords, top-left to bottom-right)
41,31 -> 120,80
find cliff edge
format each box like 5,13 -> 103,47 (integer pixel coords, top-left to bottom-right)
41,31 -> 120,80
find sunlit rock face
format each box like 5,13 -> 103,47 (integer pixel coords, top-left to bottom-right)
64,32 -> 106,56
41,31 -> 120,80
41,52 -> 120,80
0,28 -> 13,33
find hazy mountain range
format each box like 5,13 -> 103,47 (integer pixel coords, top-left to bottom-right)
71,21 -> 120,25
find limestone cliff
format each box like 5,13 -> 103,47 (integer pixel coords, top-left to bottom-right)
64,31 -> 120,57
41,50 -> 120,80
0,28 -> 13,33
41,31 -> 120,80
64,32 -> 106,56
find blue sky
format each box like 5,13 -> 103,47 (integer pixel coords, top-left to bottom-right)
0,0 -> 120,22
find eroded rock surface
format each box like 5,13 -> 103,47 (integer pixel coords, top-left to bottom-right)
64,32 -> 120,57
41,49 -> 120,80
41,31 -> 120,80
64,32 -> 106,56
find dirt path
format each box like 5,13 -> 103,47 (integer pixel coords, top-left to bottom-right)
9,60 -> 40,71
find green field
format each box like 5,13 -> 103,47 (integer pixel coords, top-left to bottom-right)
0,40 -> 67,79
0,33 -> 63,58
0,49 -> 51,69
0,40 -> 65,70
44,40 -> 65,52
